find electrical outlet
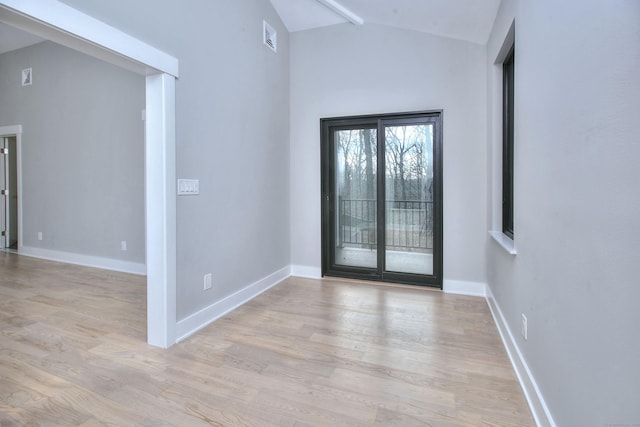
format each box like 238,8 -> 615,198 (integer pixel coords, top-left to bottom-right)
37,231 -> 43,241
203,273 -> 212,291
121,241 -> 127,251
521,313 -> 528,340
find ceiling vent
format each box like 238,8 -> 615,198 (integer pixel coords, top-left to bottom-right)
263,20 -> 277,53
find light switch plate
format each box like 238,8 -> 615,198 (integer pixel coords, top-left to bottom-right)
177,179 -> 199,195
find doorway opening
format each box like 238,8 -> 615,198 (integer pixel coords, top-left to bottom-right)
321,111 -> 443,288
0,2 -> 178,347
0,132 -> 18,250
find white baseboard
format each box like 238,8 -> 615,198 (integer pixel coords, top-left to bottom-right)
175,265 -> 290,342
290,264 -> 322,279
18,245 -> 146,275
290,271 -> 488,297
486,285 -> 556,427
443,279 -> 486,297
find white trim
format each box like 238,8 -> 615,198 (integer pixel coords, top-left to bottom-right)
0,136 -> 7,249
0,0 -> 178,77
486,285 -> 557,427
15,132 -> 21,253
145,74 -> 177,348
489,230 -> 517,255
290,264 -> 322,279
0,126 -> 22,254
175,266 -> 290,342
443,279 -> 486,297
290,269 -> 488,296
18,245 -> 146,275
0,125 -> 22,136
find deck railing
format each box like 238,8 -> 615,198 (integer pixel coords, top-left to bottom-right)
338,198 -> 433,251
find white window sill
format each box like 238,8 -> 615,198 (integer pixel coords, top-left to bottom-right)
489,231 -> 517,255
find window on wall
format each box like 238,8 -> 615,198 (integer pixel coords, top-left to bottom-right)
502,45 -> 515,239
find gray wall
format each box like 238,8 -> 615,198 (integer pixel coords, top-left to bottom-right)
290,23 -> 488,285
486,0 -> 640,425
58,0 -> 291,321
0,41 -> 145,263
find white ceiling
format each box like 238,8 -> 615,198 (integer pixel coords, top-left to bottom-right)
0,1 -> 501,56
0,22 -> 44,55
270,0 -> 502,44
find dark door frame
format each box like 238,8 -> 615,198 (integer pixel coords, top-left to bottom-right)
321,110 -> 443,288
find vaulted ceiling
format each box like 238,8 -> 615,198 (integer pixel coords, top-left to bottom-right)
0,0 -> 502,56
270,0 -> 502,44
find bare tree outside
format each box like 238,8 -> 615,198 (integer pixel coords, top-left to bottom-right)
336,129 -> 377,260
385,124 -> 434,255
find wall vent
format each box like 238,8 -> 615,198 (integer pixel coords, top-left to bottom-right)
263,20 -> 277,53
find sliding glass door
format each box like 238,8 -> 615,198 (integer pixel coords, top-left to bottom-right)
321,111 -> 442,288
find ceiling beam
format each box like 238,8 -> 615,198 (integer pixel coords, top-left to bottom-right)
315,0 -> 363,25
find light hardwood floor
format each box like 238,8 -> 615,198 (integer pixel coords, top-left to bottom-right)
0,252 -> 535,426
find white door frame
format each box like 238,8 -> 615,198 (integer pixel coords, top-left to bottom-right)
0,1 -> 179,348
0,135 -> 7,249
0,125 -> 21,251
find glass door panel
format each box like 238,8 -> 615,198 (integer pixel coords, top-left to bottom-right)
334,128 -> 378,268
384,124 -> 433,275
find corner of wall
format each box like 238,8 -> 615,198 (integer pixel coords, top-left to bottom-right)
443,279 -> 487,297
175,265 -> 291,342
18,246 -> 146,275
290,264 -> 322,279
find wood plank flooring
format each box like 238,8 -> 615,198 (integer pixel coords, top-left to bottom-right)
0,252 -> 535,426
